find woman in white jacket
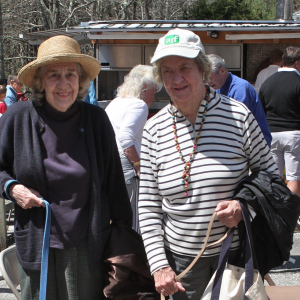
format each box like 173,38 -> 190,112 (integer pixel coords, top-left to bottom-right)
106,65 -> 162,233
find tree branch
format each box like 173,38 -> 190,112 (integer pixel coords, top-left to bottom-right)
4,56 -> 36,61
169,7 -> 183,19
61,1 -> 96,26
38,0 -> 51,15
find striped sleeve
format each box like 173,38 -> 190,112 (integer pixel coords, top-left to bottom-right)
139,114 -> 170,274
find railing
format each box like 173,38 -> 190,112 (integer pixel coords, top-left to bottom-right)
0,199 -> 14,251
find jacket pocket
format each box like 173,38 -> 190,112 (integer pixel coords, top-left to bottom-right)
14,227 -> 43,264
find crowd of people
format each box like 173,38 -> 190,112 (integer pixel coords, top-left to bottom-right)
0,28 -> 299,300
0,75 -> 22,116
259,46 -> 300,197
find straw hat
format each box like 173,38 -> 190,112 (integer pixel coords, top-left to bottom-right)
18,35 -> 101,88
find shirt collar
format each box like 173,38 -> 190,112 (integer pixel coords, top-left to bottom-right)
278,67 -> 300,76
7,85 -> 17,95
218,72 -> 232,95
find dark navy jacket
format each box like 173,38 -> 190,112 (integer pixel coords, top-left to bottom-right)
0,100 -> 132,271
234,171 -> 300,275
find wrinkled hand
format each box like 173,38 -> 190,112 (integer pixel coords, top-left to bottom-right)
153,267 -> 185,297
8,184 -> 45,209
134,165 -> 140,178
215,200 -> 243,228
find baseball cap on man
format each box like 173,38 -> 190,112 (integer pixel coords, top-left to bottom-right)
150,28 -> 205,64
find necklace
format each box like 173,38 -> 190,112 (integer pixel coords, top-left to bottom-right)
172,86 -> 210,197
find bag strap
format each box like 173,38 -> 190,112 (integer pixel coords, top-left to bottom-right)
160,212 -> 231,300
175,212 -> 231,281
3,181 -> 51,300
210,201 -> 255,300
39,199 -> 51,300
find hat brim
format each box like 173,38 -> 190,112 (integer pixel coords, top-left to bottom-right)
18,54 -> 101,88
150,47 -> 200,64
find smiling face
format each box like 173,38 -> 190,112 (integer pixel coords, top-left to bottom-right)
160,56 -> 205,108
42,62 -> 80,112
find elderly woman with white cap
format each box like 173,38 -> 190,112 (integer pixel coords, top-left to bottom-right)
138,28 -> 278,300
0,36 -> 132,299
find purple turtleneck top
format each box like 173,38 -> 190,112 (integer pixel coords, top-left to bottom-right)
39,101 -> 91,249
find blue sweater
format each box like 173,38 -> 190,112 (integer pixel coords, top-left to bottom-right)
217,73 -> 272,147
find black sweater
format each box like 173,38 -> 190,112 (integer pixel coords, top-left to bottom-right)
259,70 -> 300,132
0,101 -> 132,272
234,171 -> 300,275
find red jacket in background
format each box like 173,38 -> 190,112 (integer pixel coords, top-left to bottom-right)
0,102 -> 7,114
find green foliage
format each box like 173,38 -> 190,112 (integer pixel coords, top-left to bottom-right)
246,0 -> 276,20
183,0 -> 276,20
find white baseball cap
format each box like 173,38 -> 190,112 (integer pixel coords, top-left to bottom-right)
150,28 -> 205,64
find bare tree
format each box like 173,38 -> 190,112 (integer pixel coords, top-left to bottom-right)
0,0 -> 194,75
120,0 -> 135,19
0,0 -> 5,78
38,0 -> 60,29
90,0 -> 104,20
144,0 -> 151,20
61,0 -> 96,27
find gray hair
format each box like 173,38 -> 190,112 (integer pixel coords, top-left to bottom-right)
282,46 -> 300,67
117,65 -> 162,98
7,74 -> 18,83
152,51 -> 211,84
207,54 -> 227,73
31,63 -> 90,106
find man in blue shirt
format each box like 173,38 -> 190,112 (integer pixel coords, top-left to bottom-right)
207,54 -> 272,147
4,74 -> 23,108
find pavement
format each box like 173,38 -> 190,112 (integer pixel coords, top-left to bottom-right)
1,229 -> 300,299
268,231 -> 300,286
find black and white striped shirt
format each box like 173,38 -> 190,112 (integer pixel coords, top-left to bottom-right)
138,89 -> 278,274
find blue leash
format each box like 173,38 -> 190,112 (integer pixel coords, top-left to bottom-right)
4,181 -> 51,300
39,199 -> 51,300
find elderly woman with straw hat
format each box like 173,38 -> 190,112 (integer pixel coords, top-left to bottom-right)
0,35 -> 132,299
138,28 -> 278,300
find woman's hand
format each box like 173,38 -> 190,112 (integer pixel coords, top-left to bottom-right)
153,267 -> 185,296
123,146 -> 140,177
8,184 -> 45,209
215,200 -> 243,228
134,165 -> 140,177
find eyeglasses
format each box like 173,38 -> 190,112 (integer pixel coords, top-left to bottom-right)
14,81 -> 23,86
